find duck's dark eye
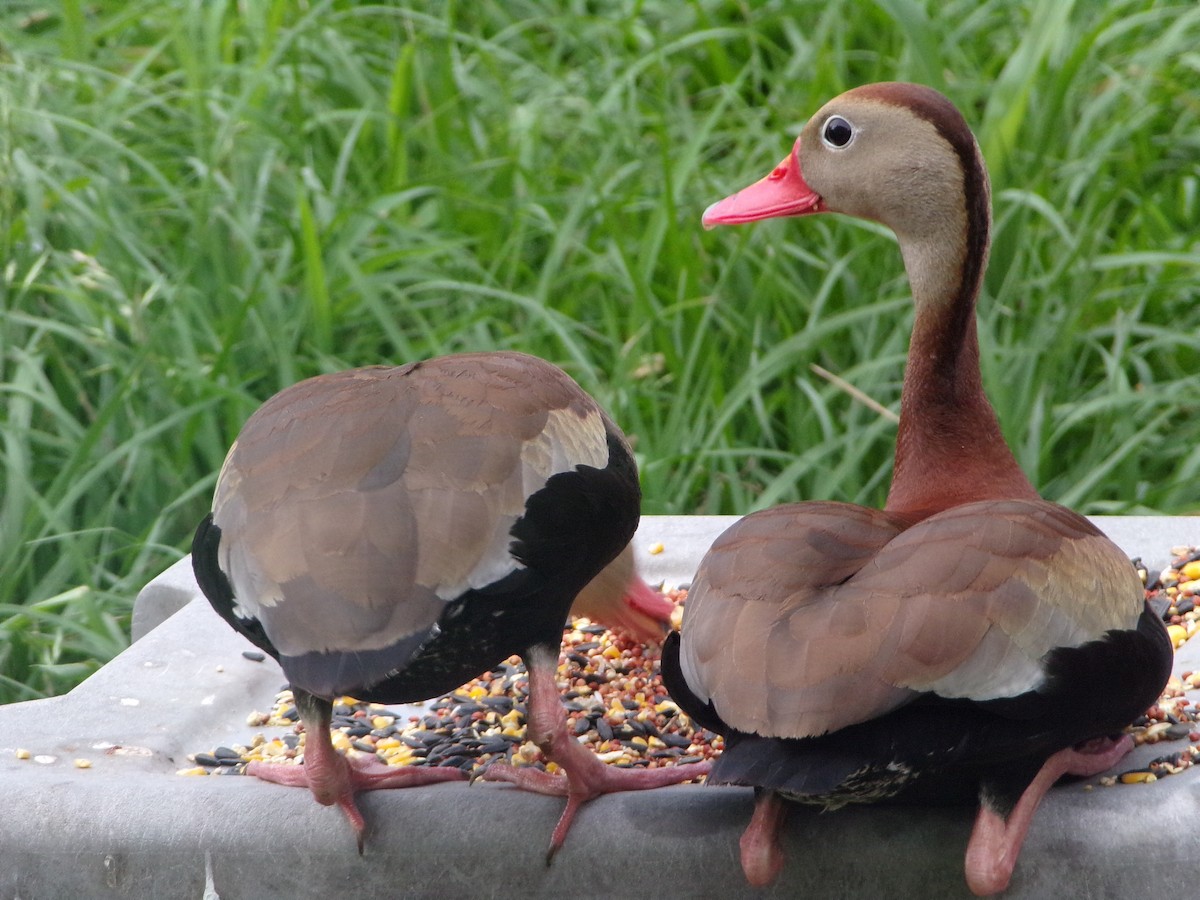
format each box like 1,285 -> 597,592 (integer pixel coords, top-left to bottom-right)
822,116 -> 854,148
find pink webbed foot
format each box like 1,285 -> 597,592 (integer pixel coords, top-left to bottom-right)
965,735 -> 1134,896
481,643 -> 709,862
483,746 -> 710,862
248,753 -> 467,851
252,689 -> 467,852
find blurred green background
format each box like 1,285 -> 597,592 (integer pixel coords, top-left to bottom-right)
1,0 -> 1198,700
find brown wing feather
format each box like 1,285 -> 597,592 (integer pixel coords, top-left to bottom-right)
679,502 -> 914,738
861,499 -> 1144,698
681,498 -> 1144,740
212,352 -> 610,657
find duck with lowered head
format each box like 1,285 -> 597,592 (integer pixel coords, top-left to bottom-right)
193,351 -> 702,858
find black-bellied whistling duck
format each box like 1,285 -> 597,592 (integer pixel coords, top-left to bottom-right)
660,83 -> 1172,895
192,350 -> 704,856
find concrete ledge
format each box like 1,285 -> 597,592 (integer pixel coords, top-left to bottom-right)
3,516 -> 1200,898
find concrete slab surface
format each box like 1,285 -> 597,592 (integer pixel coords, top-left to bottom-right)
2,516 -> 1199,898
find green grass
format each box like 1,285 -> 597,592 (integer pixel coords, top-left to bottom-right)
1,0 -> 1198,701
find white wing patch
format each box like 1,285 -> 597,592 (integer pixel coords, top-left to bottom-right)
428,406 -> 608,600
905,625 -> 1047,699
897,592 -> 1097,700
519,406 -> 609,496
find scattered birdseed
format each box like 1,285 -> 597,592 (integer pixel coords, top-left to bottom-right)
1149,548 -> 1200,643
14,749 -> 30,760
186,550 -> 1200,793
186,587 -> 718,780
73,758 -> 92,769
1101,549 -> 1200,788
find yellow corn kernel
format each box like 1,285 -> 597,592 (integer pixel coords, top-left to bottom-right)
500,709 -> 523,729
1118,771 -> 1157,784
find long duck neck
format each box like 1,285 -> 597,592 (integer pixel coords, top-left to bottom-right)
883,153 -> 1037,520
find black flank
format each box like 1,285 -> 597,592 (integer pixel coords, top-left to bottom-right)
667,601 -> 1171,814
191,513 -> 278,660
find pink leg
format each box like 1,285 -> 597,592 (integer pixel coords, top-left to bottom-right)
740,789 -> 789,887
482,643 -> 711,861
247,690 -> 466,852
965,735 -> 1134,896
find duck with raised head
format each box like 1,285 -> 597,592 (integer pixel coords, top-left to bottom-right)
660,83 -> 1172,895
192,350 -> 702,857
